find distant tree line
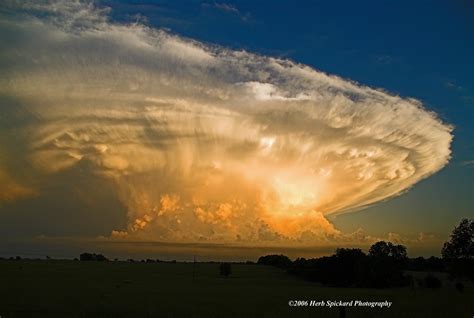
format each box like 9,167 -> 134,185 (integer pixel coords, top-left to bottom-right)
79,253 -> 108,261
406,256 -> 445,272
258,242 -> 411,288
258,218 -> 473,288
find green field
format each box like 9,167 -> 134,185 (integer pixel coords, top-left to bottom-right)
0,260 -> 472,317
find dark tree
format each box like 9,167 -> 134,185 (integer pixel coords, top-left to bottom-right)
368,241 -> 407,260
219,262 -> 232,277
80,253 -> 94,261
257,254 -> 292,269
79,252 -> 108,261
368,241 -> 391,258
441,219 -> 474,280
95,254 -> 108,261
366,241 -> 409,287
333,248 -> 367,287
441,219 -> 473,259
389,244 -> 408,261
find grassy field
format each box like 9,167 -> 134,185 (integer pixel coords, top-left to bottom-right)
0,260 -> 472,317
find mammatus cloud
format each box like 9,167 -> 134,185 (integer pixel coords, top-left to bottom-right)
0,1 -> 453,245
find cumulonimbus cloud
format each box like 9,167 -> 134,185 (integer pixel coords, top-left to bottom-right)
0,1 -> 453,244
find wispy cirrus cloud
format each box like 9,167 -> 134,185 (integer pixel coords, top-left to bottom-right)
201,1 -> 251,22
461,160 -> 474,166
0,1 -> 453,245
212,2 -> 239,14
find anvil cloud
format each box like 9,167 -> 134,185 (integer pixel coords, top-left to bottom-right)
0,1 -> 453,244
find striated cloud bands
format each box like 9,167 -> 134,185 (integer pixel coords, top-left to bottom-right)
0,1 -> 453,244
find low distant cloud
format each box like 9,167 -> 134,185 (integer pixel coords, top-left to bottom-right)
461,160 -> 474,167
0,1 -> 453,245
417,232 -> 436,242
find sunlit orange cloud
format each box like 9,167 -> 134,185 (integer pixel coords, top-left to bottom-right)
0,1 -> 453,245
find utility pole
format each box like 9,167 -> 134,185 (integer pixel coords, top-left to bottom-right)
192,255 -> 196,282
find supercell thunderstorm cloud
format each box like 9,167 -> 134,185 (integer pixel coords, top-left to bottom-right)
0,1 -> 453,245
